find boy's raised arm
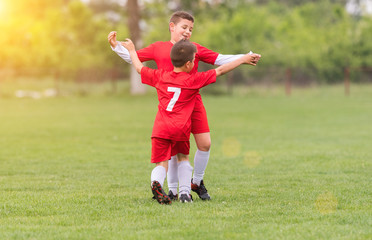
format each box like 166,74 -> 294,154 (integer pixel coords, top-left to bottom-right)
197,43 -> 261,66
108,31 -> 118,48
215,52 -> 260,66
121,39 -> 143,74
215,53 -> 261,77
108,31 -> 133,64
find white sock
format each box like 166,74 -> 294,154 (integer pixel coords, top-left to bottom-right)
192,149 -> 210,186
151,166 -> 166,187
178,161 -> 193,195
167,155 -> 178,194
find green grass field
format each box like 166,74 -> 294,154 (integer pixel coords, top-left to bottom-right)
0,85 -> 371,239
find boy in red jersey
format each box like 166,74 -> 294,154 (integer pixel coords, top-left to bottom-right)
109,11 -> 261,201
121,38 -> 258,204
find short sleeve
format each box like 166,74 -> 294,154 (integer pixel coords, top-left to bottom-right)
193,70 -> 217,88
141,67 -> 159,87
137,43 -> 155,62
194,43 -> 219,65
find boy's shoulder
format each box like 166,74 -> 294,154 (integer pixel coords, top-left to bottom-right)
142,67 -> 173,80
148,41 -> 173,47
149,41 -> 205,48
147,41 -> 210,53
142,66 -> 167,74
191,42 -> 201,47
191,42 -> 209,49
193,69 -> 216,77
191,42 -> 218,60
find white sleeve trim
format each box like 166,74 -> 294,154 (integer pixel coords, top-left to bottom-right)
111,41 -> 132,64
214,54 -> 246,66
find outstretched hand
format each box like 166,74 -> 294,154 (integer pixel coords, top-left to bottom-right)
108,31 -> 117,48
121,38 -> 135,52
245,53 -> 261,66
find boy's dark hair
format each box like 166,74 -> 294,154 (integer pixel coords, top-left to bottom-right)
169,11 -> 194,25
171,40 -> 197,67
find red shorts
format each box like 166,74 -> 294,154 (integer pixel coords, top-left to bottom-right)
151,137 -> 190,163
191,94 -> 210,134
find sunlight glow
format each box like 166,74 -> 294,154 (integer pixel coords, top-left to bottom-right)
0,1 -> 4,15
0,0 -> 8,19
0,0 -> 13,23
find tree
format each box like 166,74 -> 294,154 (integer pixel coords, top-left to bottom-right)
127,0 -> 146,94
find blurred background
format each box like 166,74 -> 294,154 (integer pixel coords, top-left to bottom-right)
1,0 -> 372,97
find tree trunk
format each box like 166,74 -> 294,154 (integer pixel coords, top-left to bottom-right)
127,0 -> 146,95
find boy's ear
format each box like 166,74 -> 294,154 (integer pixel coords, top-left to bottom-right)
169,22 -> 175,32
185,60 -> 192,69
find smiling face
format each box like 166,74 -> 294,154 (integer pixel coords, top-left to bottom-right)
170,18 -> 194,43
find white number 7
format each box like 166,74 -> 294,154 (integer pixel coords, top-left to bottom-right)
166,87 -> 181,111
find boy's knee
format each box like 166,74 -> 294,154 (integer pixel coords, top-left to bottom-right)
197,141 -> 211,152
177,153 -> 189,162
194,133 -> 211,151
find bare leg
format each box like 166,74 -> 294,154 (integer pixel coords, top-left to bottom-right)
193,132 -> 211,152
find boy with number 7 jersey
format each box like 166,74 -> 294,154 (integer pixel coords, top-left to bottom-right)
109,11 -> 261,201
121,38 -> 260,204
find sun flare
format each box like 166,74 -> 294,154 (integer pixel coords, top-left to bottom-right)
0,0 -> 12,22
0,0 -> 6,17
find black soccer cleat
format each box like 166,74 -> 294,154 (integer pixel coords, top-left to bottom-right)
179,193 -> 193,203
151,181 -> 172,205
191,179 -> 211,200
168,190 -> 178,201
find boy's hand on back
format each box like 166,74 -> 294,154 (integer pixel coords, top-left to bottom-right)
120,38 -> 142,74
121,38 -> 136,52
108,31 -> 118,48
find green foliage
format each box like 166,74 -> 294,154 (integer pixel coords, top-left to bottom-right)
2,0 -> 372,83
189,1 -> 363,83
0,0 -> 127,78
353,15 -> 372,66
50,1 -> 121,73
141,0 -> 171,44
279,2 -> 354,82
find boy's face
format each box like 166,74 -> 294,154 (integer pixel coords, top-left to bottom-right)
170,19 -> 194,42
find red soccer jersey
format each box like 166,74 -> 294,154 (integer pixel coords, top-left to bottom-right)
141,67 -> 217,141
137,41 -> 219,73
137,41 -> 219,134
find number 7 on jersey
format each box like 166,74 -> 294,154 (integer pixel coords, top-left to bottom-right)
166,87 -> 181,111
